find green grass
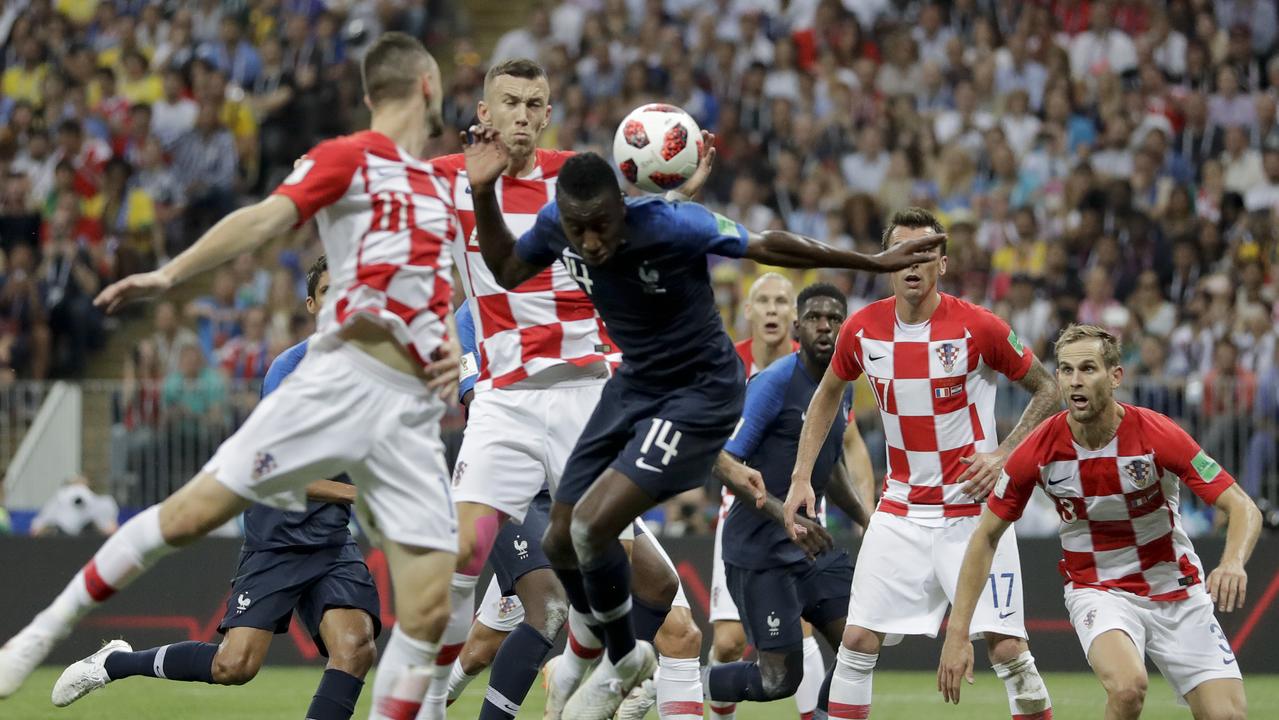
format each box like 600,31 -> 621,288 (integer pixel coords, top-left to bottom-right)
6,667 -> 1277,718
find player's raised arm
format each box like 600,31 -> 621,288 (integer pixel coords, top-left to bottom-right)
462,126 -> 550,289
785,366 -> 847,530
742,229 -> 946,273
94,194 -> 299,313
937,508 -> 1013,704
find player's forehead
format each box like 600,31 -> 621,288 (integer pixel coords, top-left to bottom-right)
887,223 -> 937,247
1056,339 -> 1106,366
750,276 -> 793,302
800,295 -> 844,317
559,193 -> 617,222
485,73 -> 550,103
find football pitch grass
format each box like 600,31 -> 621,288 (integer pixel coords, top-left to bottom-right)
7,667 -> 1278,719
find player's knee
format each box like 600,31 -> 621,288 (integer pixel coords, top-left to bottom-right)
541,522 -> 576,568
211,648 -> 262,685
1200,695 -> 1247,720
841,625 -> 881,655
567,511 -> 605,561
758,651 -> 804,700
656,612 -> 701,658
985,634 -> 1028,666
1107,677 -> 1147,714
398,600 -> 451,640
712,624 -> 747,661
328,631 -> 378,677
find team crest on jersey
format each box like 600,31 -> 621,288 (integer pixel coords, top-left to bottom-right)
252,452 -> 276,480
936,343 -> 960,372
767,612 -> 781,637
452,461 -> 468,487
638,263 -> 665,294
1083,608 -> 1096,629
1124,460 -> 1153,489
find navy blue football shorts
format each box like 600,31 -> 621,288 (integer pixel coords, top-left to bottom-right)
726,549 -> 852,652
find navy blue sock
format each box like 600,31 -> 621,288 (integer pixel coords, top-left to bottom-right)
305,668 -> 363,720
479,623 -> 554,719
817,664 -> 834,712
580,540 -> 636,664
554,566 -> 593,616
708,650 -> 804,702
632,596 -> 670,644
103,641 -> 218,683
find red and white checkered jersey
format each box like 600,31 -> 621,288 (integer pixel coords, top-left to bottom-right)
432,150 -> 618,392
830,293 -> 1034,521
273,130 -> 456,367
988,405 -> 1235,601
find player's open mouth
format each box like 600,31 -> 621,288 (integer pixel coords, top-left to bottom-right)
1070,393 -> 1089,410
763,321 -> 781,333
903,273 -> 921,287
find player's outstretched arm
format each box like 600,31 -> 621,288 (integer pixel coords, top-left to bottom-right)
938,509 -> 1013,704
958,359 -> 1059,498
94,195 -> 299,313
786,366 -> 848,531
1207,484 -> 1263,613
462,126 -> 549,289
742,230 -> 945,273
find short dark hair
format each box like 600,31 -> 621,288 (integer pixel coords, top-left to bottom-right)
484,58 -> 546,90
881,206 -> 946,254
797,282 -> 847,313
362,32 -> 434,106
306,255 -> 328,300
1055,323 -> 1122,368
558,152 -> 618,201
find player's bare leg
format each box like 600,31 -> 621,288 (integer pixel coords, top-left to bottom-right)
1,473 -> 248,699
478,567 -> 567,719
309,608 -> 378,719
709,620 -> 748,718
449,621 -> 511,704
1088,630 -> 1149,720
369,540 -> 454,720
1184,678 -> 1247,720
984,632 -> 1052,719
210,628 -> 274,684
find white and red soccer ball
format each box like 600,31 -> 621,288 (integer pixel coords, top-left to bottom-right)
612,104 -> 703,194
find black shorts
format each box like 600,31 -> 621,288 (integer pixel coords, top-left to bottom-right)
219,543 -> 382,656
555,374 -> 742,505
726,550 -> 852,652
491,492 -> 553,596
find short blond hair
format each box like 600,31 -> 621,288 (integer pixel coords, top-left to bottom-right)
747,272 -> 794,302
1054,324 -> 1122,368
362,32 -> 435,106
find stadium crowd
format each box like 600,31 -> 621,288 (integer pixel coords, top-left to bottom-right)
1,0 -> 1278,532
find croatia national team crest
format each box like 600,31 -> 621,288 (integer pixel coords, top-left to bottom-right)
252,451 -> 276,480
937,343 -> 960,373
1124,459 -> 1153,489
1083,608 -> 1096,629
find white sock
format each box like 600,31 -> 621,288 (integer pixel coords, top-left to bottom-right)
424,573 -> 476,707
369,625 -> 440,720
446,659 -> 478,705
992,651 -> 1052,719
553,607 -> 603,693
828,646 -> 876,719
706,655 -> 736,720
795,635 -> 824,718
656,656 -> 702,719
32,505 -> 174,638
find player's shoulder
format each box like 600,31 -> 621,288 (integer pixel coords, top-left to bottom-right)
428,151 -> 467,177
846,296 -> 896,334
1009,410 -> 1073,466
267,338 -> 310,377
536,148 -> 575,176
1119,403 -> 1184,444
307,130 -> 383,159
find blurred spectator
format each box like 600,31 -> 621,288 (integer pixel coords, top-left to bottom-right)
186,268 -> 241,361
171,104 -> 238,236
82,157 -> 162,276
199,16 -> 261,88
38,228 -> 101,377
1069,2 -> 1139,78
151,68 -> 198,149
1222,124 -> 1265,192
0,245 -> 50,379
30,475 -> 119,537
133,136 -> 186,254
1244,146 -> 1279,211
2,36 -> 47,105
162,342 -> 230,481
151,300 -> 198,378
218,305 -> 272,382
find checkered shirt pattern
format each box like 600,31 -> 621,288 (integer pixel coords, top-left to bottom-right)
989,405 -> 1235,601
830,293 -> 1033,520
273,130 -> 456,367
433,150 -> 618,393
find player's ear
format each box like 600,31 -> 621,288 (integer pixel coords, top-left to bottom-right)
542,103 -> 552,129
1111,363 -> 1124,389
305,296 -> 317,314
477,99 -> 490,124
937,254 -> 948,276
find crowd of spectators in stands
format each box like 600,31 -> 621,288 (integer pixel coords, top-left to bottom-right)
3,0 -> 1279,532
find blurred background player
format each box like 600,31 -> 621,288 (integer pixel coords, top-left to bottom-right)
463,135 -> 945,719
709,283 -> 872,714
0,33 -> 462,720
711,271 -> 830,720
941,324 -> 1262,720
426,58 -> 712,720
788,207 -> 1059,720
52,256 -> 381,720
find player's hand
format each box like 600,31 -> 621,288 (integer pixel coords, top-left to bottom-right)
424,337 -> 462,401
783,476 -> 817,540
791,514 -> 833,559
461,125 -> 509,190
730,463 -> 768,509
94,270 -> 173,314
674,130 -> 716,199
870,232 -> 946,272
957,450 -> 1007,499
937,633 -> 975,704
1207,561 -> 1248,612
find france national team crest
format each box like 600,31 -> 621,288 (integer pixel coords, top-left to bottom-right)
1124,459 -> 1153,489
937,342 -> 960,373
767,612 -> 781,637
251,452 -> 276,480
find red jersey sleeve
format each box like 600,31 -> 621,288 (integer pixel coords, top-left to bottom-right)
969,304 -> 1033,381
830,319 -> 863,381
986,437 -> 1040,522
273,138 -> 365,226
1142,409 -> 1236,505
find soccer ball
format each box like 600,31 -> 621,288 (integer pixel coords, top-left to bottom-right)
612,104 -> 703,194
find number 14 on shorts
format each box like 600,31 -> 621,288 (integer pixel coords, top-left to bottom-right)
636,418 -> 681,473
989,572 -> 1016,618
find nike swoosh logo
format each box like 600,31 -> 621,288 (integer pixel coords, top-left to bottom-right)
1047,477 -> 1069,486
1223,657 -> 1236,665
635,458 -> 663,473
868,354 -> 885,361
998,610 -> 1017,619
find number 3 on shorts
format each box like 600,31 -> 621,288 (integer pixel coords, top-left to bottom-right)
636,418 -> 682,473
